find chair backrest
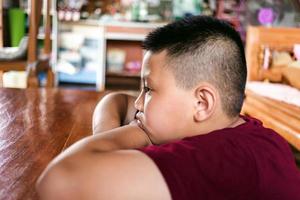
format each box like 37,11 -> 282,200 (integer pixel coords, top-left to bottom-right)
0,0 -> 53,87
21,0 -> 52,63
245,26 -> 300,81
27,0 -> 42,63
43,0 -> 52,56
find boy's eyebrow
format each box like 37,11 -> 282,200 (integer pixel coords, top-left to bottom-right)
144,76 -> 154,85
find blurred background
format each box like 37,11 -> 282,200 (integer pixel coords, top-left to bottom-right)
0,0 -> 300,90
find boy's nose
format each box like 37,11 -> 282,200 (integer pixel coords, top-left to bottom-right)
134,92 -> 144,112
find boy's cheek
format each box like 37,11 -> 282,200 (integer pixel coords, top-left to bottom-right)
144,108 -> 174,142
146,120 -> 173,144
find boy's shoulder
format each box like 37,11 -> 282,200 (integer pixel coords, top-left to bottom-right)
138,116 -> 300,200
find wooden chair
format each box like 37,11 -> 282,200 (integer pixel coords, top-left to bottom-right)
0,0 -> 54,87
243,26 -> 300,150
245,26 -> 300,81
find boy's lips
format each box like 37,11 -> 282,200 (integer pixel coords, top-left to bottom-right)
135,112 -> 146,129
135,112 -> 154,144
135,111 -> 143,121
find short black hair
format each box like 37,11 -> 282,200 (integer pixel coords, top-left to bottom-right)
142,16 -> 247,117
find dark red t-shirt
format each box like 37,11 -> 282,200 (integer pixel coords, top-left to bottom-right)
139,116 -> 300,200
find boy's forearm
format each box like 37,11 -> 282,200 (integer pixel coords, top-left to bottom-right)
52,124 -> 152,164
92,93 -> 137,134
84,124 -> 151,152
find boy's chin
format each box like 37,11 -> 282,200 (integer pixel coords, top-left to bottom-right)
149,133 -> 177,145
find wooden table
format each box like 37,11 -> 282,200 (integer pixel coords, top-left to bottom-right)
242,89 -> 300,151
0,88 -> 106,200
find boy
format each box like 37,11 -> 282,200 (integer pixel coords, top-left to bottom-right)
37,16 -> 300,199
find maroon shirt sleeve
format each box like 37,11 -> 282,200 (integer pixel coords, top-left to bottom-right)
138,116 -> 300,200
139,134 -> 258,200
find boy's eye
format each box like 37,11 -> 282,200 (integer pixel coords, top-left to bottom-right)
143,86 -> 151,93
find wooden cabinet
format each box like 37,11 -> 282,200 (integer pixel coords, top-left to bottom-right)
104,22 -> 161,90
58,20 -> 163,91
57,22 -> 105,89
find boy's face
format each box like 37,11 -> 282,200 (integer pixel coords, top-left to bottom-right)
135,51 -> 195,144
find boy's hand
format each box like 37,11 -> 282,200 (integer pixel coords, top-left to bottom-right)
93,92 -> 137,134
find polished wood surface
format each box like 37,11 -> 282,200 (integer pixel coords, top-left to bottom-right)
0,88 -> 106,199
242,89 -> 300,150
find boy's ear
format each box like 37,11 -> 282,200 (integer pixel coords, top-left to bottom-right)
193,85 -> 216,122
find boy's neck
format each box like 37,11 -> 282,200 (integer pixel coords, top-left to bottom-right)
227,116 -> 245,128
189,113 -> 245,138
206,113 -> 245,134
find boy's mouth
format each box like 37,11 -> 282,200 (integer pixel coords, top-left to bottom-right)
135,112 -> 147,130
135,111 -> 143,121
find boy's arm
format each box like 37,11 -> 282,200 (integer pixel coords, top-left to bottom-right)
36,125 -> 171,200
72,123 -> 152,153
92,92 -> 137,133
